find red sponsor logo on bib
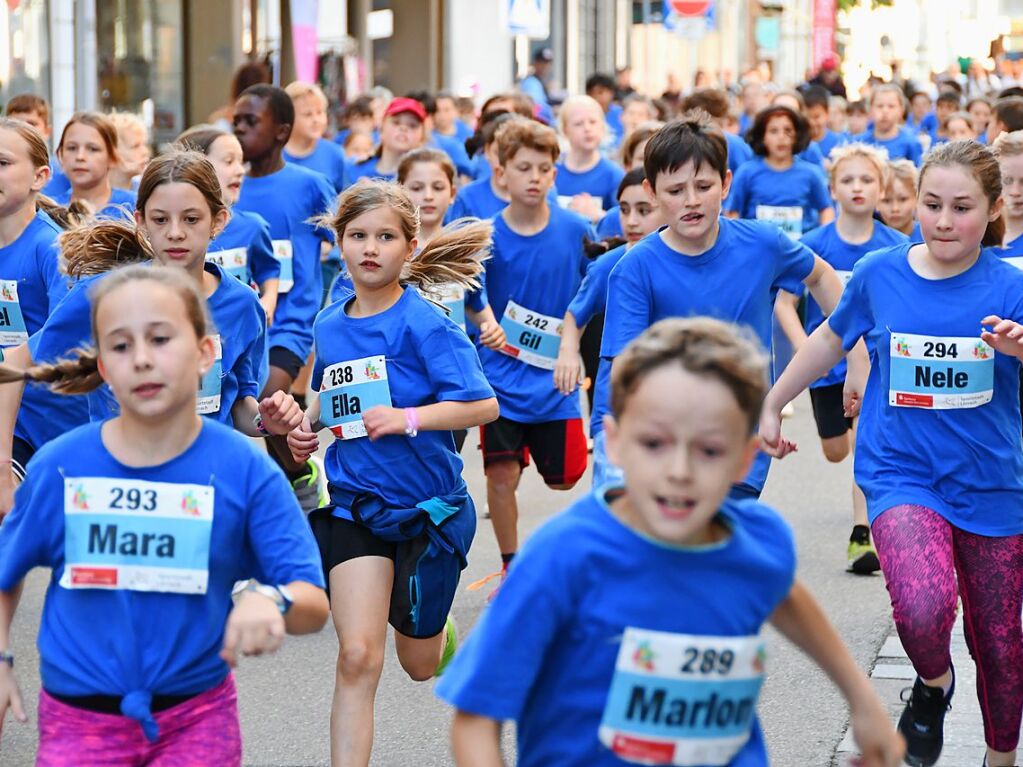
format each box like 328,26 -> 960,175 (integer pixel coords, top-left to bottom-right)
70,567 -> 118,587
611,733 -> 676,762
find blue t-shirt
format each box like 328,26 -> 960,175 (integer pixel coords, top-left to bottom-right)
907,112 -> 939,136
0,212 -> 89,450
449,177 -> 558,221
207,207 -> 281,287
1000,232 -> 1023,264
596,206 -> 622,239
436,489 -> 796,767
312,285 -> 494,513
725,158 -> 832,238
909,221 -> 923,242
855,127 -> 923,165
234,163 -> 335,361
54,187 -> 136,221
796,141 -> 827,168
283,140 -> 348,194
555,158 -> 625,213
479,206 -> 594,423
43,165 -> 71,199
726,132 -> 753,174
800,222 -> 908,388
0,420 -> 323,725
827,244 -> 1023,534
428,132 -> 474,178
601,219 -> 816,493
346,155 -> 395,184
815,130 -> 847,161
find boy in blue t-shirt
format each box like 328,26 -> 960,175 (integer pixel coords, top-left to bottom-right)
805,85 -> 848,160
478,119 -> 594,585
282,81 -> 348,194
856,84 -> 923,165
438,317 -> 902,767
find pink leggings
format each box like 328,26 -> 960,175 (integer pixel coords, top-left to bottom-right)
872,505 -> 1023,752
36,675 -> 241,767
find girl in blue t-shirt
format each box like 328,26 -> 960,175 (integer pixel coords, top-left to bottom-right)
53,112 -> 136,221
878,159 -> 920,239
0,264 -> 328,765
286,180 -> 498,766
178,125 -> 282,317
762,140 -> 1023,767
994,131 -> 1023,258
726,105 -> 834,239
438,317 -> 901,767
555,95 -> 626,223
775,144 -> 907,576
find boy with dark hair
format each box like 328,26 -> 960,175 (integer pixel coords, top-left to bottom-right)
586,72 -> 624,150
991,96 -> 1023,142
804,84 -> 848,158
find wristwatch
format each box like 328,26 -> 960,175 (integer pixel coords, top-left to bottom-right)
245,583 -> 294,615
0,650 -> 14,668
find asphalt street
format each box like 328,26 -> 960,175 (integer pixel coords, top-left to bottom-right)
0,392 -> 895,766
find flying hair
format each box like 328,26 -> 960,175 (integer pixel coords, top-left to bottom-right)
60,218 -> 153,279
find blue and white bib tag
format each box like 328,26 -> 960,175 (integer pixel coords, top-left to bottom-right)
0,280 -> 29,346
889,333 -> 994,409
272,239 -> 294,293
499,300 -> 562,370
196,335 -> 223,415
319,355 -> 392,440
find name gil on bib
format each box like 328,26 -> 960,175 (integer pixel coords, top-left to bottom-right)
889,332 -> 994,409
61,477 -> 214,594
499,300 -> 562,370
206,247 -> 248,282
272,239 -> 294,293
599,627 -> 767,766
0,279 -> 29,346
755,205 -> 802,240
196,335 -> 223,415
319,355 -> 392,440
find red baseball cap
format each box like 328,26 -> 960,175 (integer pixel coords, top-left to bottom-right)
384,97 -> 426,122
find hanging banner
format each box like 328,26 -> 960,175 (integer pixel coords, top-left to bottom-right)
503,0 -> 551,39
290,0 -> 319,83
812,0 -> 836,71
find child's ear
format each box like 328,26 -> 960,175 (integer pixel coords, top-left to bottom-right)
720,169 -> 733,201
198,335 -> 216,377
603,414 -> 621,466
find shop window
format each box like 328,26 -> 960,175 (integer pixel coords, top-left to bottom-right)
0,0 -> 50,105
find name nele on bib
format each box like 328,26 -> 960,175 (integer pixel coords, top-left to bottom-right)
61,477 -> 214,594
599,627 -> 766,766
319,355 -> 392,440
499,300 -> 562,370
889,333 -> 994,409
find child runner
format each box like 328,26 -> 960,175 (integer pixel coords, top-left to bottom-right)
805,84 -> 849,158
437,317 -> 904,767
994,130 -> 1023,260
940,112 -> 975,142
346,98 -> 427,184
769,90 -> 828,168
107,112 -> 152,192
342,130 -> 374,164
448,114 -> 532,221
283,81 -> 349,195
725,105 -> 834,239
555,95 -> 625,223
681,89 -> 754,175
829,95 -> 849,135
555,167 -> 664,487
600,112 -> 852,502
54,112 -> 137,220
232,84 -> 336,511
775,143 -> 907,574
5,94 -> 67,198
760,140 -> 1023,767
177,126 -> 281,318
878,159 -> 920,239
432,91 -> 473,143
907,90 -> 938,142
847,100 -> 870,137
966,96 -> 992,143
474,118 -> 593,586
856,84 -> 924,165
0,264 -> 329,765
333,95 -> 377,149
285,180 -> 498,767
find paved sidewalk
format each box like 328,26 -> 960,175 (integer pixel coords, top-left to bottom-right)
835,616 -> 991,767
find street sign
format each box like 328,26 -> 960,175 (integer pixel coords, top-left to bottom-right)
667,0 -> 711,15
663,0 -> 713,39
505,0 -> 551,39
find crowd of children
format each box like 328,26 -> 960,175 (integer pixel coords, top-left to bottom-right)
0,60 -> 1021,767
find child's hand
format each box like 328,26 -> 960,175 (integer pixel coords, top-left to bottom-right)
478,321 -> 506,350
553,349 -> 583,395
758,405 -> 798,458
258,391 -> 304,435
982,315 -> 1023,358
259,294 -> 277,326
362,406 -> 408,440
220,589 -> 286,668
0,663 -> 27,743
568,193 -> 603,222
287,416 -> 319,463
848,694 -> 905,767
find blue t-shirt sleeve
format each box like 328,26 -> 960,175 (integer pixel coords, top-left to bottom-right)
419,323 -> 495,402
603,164 -> 625,211
35,238 -> 70,311
29,282 -> 91,363
567,260 -> 607,327
247,215 -> 282,286
236,304 -> 266,401
0,456 -> 61,589
602,256 -> 652,359
310,175 -> 337,244
771,228 -> 816,294
810,169 -> 832,212
826,260 -> 873,350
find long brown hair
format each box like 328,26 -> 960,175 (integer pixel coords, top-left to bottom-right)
136,149 -> 227,221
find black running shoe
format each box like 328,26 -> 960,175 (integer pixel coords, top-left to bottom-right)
898,666 -> 955,767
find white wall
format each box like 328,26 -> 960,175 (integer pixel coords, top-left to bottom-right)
444,0 -> 514,101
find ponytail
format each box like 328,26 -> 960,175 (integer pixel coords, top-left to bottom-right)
60,218 -> 152,279
402,218 -> 492,292
36,194 -> 91,231
0,348 -> 102,395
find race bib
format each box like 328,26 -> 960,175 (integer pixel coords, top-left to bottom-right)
599,628 -> 766,766
319,355 -> 392,440
272,239 -> 294,293
60,477 -> 214,594
206,247 -> 249,282
755,205 -> 803,240
889,333 -> 994,409
499,300 -> 562,370
421,283 -> 466,330
196,335 -> 223,415
0,280 -> 28,346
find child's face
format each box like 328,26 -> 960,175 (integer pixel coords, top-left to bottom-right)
343,131 -> 374,161
9,110 -> 49,139
292,94 -> 328,142
628,138 -> 650,171
806,104 -> 829,140
233,94 -> 287,163
0,128 -> 49,214
340,206 -> 415,290
604,364 -> 757,546
563,104 -> 604,153
828,103 -> 847,133
935,100 -> 957,123
618,183 -> 661,245
968,100 -> 991,136
879,177 -> 916,232
498,146 -> 556,207
910,95 -> 931,120
348,113 -> 375,134
403,161 -> 453,229
918,164 -> 998,263
1001,153 -> 1023,222
763,114 -> 796,160
652,159 -> 729,248
433,97 -> 458,133
848,110 -> 869,135
207,134 -> 245,206
59,122 -> 114,190
945,117 -> 974,141
118,126 -> 151,177
95,281 -> 214,422
137,181 -> 227,275
831,156 -> 881,217
871,91 -> 902,132
622,101 -> 654,135
380,113 -> 424,155
589,86 -> 614,112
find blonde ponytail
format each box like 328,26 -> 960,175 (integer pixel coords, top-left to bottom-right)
60,218 -> 152,279
402,218 -> 492,293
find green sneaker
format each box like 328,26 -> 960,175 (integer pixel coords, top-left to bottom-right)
434,615 -> 458,678
847,539 -> 881,575
292,455 -> 328,515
